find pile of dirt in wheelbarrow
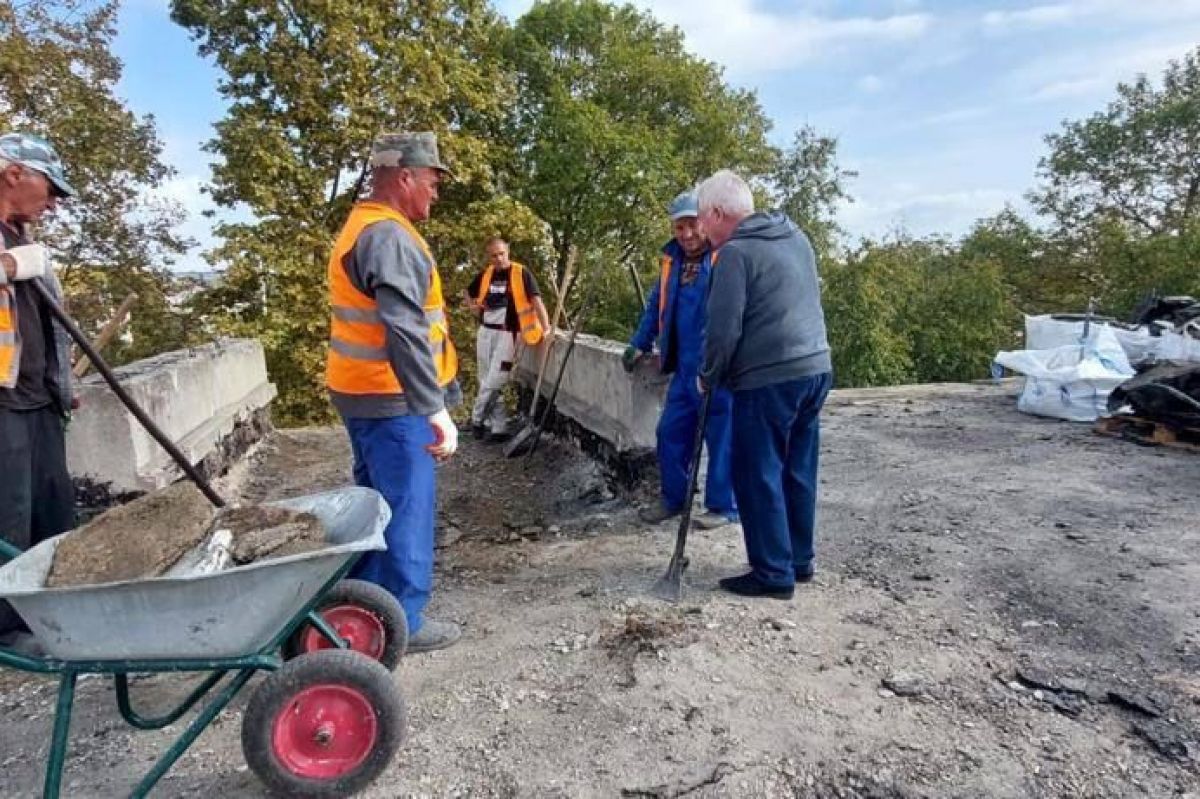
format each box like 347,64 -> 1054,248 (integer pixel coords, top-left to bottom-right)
45,482 -> 327,588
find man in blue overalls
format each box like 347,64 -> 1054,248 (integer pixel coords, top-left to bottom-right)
624,191 -> 737,529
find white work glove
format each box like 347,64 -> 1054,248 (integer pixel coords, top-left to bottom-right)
3,244 -> 50,281
427,408 -> 458,460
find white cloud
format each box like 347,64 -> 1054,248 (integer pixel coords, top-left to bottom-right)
1016,38 -> 1200,104
982,4 -> 1076,32
911,105 -> 994,128
496,1 -> 935,75
840,187 -> 1016,238
148,173 -> 218,272
982,0 -> 1200,35
857,74 -> 885,93
1028,76 -> 1107,101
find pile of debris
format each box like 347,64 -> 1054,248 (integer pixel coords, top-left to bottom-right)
994,296 -> 1200,425
1098,361 -> 1200,451
46,482 -> 326,589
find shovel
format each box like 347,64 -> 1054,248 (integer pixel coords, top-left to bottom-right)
651,386 -> 712,602
504,295 -> 590,459
505,260 -> 576,448
30,280 -> 227,508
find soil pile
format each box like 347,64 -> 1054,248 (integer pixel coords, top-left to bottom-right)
46,482 -> 214,588
211,505 -> 326,564
46,483 -> 326,588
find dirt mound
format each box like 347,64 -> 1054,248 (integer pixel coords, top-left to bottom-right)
46,484 -> 327,588
46,482 -> 215,588
212,505 -> 325,563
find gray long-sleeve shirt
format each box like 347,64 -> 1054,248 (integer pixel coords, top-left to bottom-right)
328,219 -> 461,418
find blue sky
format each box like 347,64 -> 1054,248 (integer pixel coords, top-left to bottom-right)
114,0 -> 1200,270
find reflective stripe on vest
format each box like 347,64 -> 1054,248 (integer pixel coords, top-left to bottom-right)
325,201 -> 458,395
0,287 -> 17,388
474,262 -> 544,345
657,249 -> 719,334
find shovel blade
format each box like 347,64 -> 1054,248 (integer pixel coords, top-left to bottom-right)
651,556 -> 687,602
502,425 -> 536,458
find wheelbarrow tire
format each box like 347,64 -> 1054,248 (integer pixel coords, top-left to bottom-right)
242,649 -> 406,798
283,579 -> 407,671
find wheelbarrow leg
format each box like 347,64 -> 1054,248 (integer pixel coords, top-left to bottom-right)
130,667 -> 257,799
44,671 -> 77,799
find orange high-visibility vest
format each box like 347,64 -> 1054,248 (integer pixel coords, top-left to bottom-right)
0,287 -> 17,388
658,249 -> 719,332
325,201 -> 458,395
474,261 -> 544,345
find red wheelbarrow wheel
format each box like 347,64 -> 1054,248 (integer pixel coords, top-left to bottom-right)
242,649 -> 406,798
284,579 -> 408,671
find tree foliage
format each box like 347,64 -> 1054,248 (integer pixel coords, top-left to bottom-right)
1031,46 -> 1200,237
0,0 -> 192,363
503,0 -> 775,317
821,235 -> 1017,388
769,125 -> 856,262
171,0 -> 519,424
171,1 -> 1198,416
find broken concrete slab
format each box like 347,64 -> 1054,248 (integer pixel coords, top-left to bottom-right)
514,332 -> 666,454
67,338 -> 277,494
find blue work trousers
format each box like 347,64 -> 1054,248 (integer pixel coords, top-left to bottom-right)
731,373 -> 832,588
343,415 -> 436,635
657,370 -> 736,516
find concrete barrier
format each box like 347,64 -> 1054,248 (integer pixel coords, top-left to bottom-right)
67,338 -> 277,494
513,332 -> 667,455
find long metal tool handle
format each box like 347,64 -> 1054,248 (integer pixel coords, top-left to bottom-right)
530,259 -> 577,417
668,387 -> 712,562
31,280 -> 227,508
526,300 -> 591,460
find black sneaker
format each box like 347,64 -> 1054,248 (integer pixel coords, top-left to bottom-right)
795,565 -> 815,584
718,572 -> 794,600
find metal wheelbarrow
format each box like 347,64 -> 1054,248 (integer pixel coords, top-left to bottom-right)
0,486 -> 409,798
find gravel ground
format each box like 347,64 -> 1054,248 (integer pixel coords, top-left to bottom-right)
2,382 -> 1199,798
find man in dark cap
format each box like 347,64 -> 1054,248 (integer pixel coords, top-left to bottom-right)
325,131 -> 463,652
0,132 -> 78,639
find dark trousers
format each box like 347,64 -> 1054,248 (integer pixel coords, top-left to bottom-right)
656,369 -> 736,515
343,415 -> 437,636
0,406 -> 76,632
731,373 -> 832,588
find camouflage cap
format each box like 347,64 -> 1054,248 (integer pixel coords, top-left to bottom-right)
668,190 -> 698,220
369,131 -> 453,177
0,132 -> 76,198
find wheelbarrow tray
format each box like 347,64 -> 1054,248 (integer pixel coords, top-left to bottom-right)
0,487 -> 388,662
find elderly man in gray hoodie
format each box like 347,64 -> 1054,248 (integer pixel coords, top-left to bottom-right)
697,169 -> 832,600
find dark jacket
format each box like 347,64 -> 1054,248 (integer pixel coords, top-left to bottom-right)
702,211 -> 831,391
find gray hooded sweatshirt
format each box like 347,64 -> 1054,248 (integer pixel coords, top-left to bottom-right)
701,211 -> 831,391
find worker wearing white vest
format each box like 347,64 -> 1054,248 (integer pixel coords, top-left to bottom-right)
465,237 -> 550,440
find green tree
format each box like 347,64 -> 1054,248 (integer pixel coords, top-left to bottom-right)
908,244 -> 1017,383
1031,46 -> 1200,237
823,233 -> 1017,388
171,0 -> 521,424
0,0 -> 192,363
821,240 -> 919,387
503,0 -> 775,337
769,125 -> 856,262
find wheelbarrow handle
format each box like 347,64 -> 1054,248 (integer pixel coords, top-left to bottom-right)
30,280 -> 226,509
